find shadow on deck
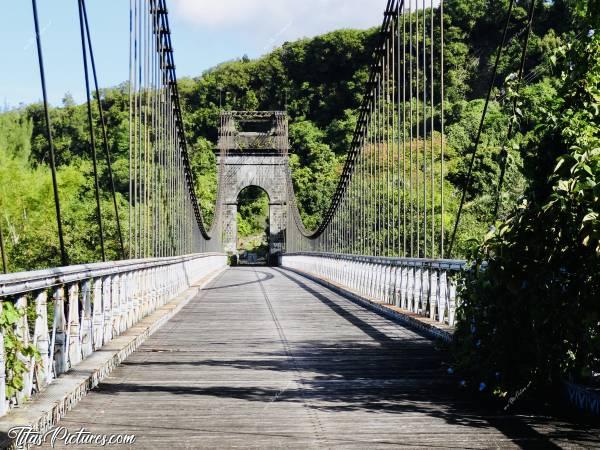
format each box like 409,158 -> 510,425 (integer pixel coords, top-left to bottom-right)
14,267 -> 598,449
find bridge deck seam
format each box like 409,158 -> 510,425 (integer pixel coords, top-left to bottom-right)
253,268 -> 327,447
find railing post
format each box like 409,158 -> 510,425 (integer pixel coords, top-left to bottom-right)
14,295 -> 29,404
157,267 -> 165,309
415,267 -> 423,314
66,283 -> 82,368
367,261 -> 374,298
406,266 -> 414,312
362,260 -> 368,297
110,274 -> 121,336
155,267 -> 162,306
149,268 -> 157,311
163,266 -> 170,306
134,269 -> 144,319
438,270 -> 447,324
392,264 -> 400,307
421,268 -> 430,318
400,265 -> 407,309
119,273 -> 128,334
52,286 -> 67,376
429,269 -> 438,321
102,276 -> 112,343
385,264 -> 393,304
33,291 -> 50,392
92,278 -> 104,350
374,263 -> 381,300
80,281 -> 93,359
124,271 -> 132,326
448,274 -> 457,326
372,262 -> 377,299
382,263 -> 388,302
377,262 -> 384,300
129,271 -> 138,327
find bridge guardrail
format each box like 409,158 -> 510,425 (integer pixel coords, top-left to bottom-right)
0,253 -> 226,417
281,252 -> 466,328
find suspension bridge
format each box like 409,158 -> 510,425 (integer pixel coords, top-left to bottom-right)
0,0 -> 598,448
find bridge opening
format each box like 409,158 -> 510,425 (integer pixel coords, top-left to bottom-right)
236,186 -> 270,264
220,111 -> 288,263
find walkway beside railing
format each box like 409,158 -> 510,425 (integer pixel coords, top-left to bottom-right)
281,253 -> 465,328
0,254 -> 226,417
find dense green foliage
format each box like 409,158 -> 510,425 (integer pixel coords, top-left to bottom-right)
0,109 -> 127,271
454,0 -> 600,400
0,302 -> 40,398
237,186 -> 269,256
1,1 -> 580,269
0,104 -> 127,271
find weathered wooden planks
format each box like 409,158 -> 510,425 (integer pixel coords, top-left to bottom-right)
43,267 -> 599,449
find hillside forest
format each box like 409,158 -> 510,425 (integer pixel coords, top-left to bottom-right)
0,0 -> 581,270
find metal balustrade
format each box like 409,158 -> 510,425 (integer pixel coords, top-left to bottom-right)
0,253 -> 226,417
282,252 -> 465,327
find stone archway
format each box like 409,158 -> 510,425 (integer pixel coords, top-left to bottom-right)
219,111 -> 288,257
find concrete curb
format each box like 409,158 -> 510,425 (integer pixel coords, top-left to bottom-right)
0,267 -> 226,449
279,266 -> 454,343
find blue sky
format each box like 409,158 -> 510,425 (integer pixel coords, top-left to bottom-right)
0,0 -> 392,108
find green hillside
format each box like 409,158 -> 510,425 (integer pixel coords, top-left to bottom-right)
0,0 -> 590,270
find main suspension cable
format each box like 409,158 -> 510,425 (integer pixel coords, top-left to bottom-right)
127,0 -> 216,258
285,0 -> 445,260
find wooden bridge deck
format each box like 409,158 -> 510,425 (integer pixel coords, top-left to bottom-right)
47,267 -> 598,449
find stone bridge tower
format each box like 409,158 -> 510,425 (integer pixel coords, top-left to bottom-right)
218,111 -> 288,258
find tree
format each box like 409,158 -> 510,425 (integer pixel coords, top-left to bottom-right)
454,4 -> 600,400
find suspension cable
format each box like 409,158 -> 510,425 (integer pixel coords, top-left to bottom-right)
440,0 -> 445,258
126,0 -> 216,258
286,0 -> 448,259
80,0 -> 126,258
493,0 -> 537,222
31,0 -> 68,266
447,0 -> 516,258
78,0 -> 106,261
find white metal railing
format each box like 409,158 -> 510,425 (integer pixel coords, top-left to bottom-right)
0,253 -> 226,417
281,252 -> 465,327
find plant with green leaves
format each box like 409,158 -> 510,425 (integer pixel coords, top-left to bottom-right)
454,4 -> 600,401
0,301 -> 41,399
